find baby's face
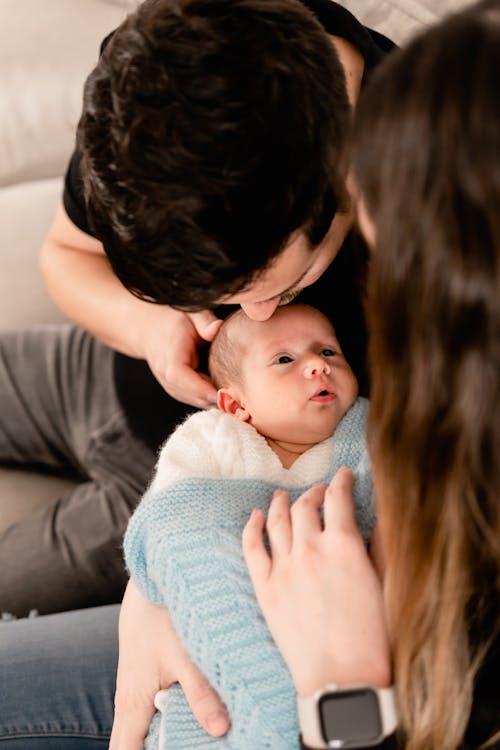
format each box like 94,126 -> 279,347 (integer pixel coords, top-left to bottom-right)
236,305 -> 358,445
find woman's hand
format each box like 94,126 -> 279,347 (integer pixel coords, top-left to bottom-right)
109,580 -> 229,750
242,468 -> 391,697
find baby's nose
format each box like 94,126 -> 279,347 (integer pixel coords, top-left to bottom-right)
304,356 -> 331,378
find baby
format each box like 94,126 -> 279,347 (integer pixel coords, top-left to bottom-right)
124,303 -> 374,750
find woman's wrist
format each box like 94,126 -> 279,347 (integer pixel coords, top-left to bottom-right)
297,682 -> 398,750
293,652 -> 392,699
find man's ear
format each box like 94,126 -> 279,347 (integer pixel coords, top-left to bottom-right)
217,388 -> 250,422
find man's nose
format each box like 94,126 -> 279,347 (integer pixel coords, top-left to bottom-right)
240,297 -> 281,321
303,355 -> 331,378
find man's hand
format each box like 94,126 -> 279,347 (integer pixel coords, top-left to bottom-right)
242,469 -> 391,697
142,308 -> 222,409
109,580 -> 229,750
41,204 -> 225,409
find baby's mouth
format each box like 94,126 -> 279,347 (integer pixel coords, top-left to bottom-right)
310,386 -> 336,402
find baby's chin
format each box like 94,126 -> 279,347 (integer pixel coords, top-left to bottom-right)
308,412 -> 347,440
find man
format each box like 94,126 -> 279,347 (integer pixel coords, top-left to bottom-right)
1,0 -> 392,618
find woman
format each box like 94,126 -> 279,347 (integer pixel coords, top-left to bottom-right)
243,1 -> 500,748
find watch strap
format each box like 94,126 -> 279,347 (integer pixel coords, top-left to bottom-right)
297,684 -> 398,749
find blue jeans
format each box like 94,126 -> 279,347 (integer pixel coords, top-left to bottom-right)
0,605 -> 118,748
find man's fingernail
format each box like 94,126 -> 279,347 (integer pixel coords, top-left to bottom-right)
206,710 -> 228,735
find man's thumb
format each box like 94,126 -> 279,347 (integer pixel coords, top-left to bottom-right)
189,311 -> 223,341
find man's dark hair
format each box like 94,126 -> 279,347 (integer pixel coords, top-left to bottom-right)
78,0 -> 350,309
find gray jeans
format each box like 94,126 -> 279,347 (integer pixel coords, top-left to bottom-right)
0,325 -> 157,617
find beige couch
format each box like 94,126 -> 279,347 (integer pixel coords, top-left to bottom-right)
0,0 -> 137,531
0,0 -> 471,533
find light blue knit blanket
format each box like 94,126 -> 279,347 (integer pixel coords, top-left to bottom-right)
124,398 -> 374,750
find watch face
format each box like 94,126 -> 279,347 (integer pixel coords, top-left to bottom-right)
319,688 -> 382,747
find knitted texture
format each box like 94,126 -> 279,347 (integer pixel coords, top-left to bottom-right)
124,398 -> 374,750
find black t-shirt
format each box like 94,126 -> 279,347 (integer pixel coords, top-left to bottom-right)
63,0 -> 394,451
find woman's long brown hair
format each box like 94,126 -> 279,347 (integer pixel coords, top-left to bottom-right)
352,3 -> 500,747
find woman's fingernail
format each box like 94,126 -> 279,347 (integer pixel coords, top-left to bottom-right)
207,710 -> 228,735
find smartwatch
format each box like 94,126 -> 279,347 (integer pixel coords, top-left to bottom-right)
297,684 -> 398,749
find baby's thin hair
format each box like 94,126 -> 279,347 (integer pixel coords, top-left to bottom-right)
208,310 -> 247,389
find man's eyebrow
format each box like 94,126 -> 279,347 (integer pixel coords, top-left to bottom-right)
261,265 -> 311,303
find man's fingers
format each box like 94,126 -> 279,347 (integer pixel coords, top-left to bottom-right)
160,365 -> 217,408
242,509 -> 272,585
188,371 -> 218,408
323,468 -> 358,533
179,662 -> 229,737
189,311 -> 223,342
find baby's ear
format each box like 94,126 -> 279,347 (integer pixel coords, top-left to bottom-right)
217,388 -> 250,422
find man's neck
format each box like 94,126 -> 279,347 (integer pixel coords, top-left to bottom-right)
330,34 -> 365,106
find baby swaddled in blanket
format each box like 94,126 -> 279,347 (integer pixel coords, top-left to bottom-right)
123,305 -> 375,750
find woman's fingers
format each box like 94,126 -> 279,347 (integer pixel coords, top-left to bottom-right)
323,467 -> 358,534
109,691 -> 156,750
242,508 -> 272,585
177,658 -> 229,736
266,485 -> 325,554
266,489 -> 293,556
244,484 -> 327,580
290,484 -> 326,538
243,490 -> 293,594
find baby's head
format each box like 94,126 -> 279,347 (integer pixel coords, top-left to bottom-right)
209,304 -> 358,447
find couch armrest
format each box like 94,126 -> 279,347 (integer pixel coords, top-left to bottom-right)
0,178 -> 65,327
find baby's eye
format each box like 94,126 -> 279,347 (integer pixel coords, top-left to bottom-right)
321,348 -> 336,357
275,354 -> 293,365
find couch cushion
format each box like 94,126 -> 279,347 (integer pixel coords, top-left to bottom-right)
336,0 -> 474,44
0,0 -> 137,188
